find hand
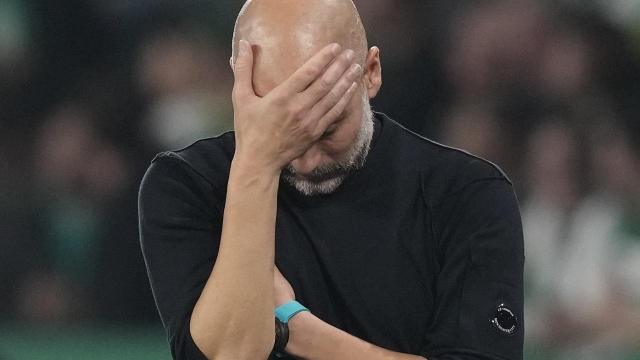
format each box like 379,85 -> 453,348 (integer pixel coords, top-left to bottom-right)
232,40 -> 361,173
274,266 -> 295,307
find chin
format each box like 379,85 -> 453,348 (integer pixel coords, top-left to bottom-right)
285,175 -> 346,196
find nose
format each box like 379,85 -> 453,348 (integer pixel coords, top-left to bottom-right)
291,145 -> 323,174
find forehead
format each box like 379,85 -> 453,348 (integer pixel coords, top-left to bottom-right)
244,22 -> 333,96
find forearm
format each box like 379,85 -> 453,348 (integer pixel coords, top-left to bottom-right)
190,159 -> 281,360
186,39 -> 359,359
286,312 -> 427,360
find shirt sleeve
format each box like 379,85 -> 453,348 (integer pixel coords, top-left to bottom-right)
138,154 -> 221,360
421,177 -> 525,360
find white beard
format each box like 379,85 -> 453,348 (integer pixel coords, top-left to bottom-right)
282,92 -> 375,196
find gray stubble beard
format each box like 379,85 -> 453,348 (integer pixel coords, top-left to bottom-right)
282,91 -> 375,196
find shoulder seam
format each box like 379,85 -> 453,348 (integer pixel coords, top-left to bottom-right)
424,176 -> 513,210
150,152 -> 225,219
172,130 -> 235,154
152,151 -> 216,188
392,119 -> 511,183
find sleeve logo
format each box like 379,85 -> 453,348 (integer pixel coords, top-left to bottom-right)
490,304 -> 517,335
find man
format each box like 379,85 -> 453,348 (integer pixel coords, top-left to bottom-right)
139,0 -> 524,359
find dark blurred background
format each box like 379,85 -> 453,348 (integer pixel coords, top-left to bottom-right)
2,0 -> 640,359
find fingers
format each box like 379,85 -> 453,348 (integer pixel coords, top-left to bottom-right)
232,40 -> 256,103
315,81 -> 359,134
303,48 -> 357,104
284,47 -> 359,136
280,43 -> 342,94
307,63 -> 361,134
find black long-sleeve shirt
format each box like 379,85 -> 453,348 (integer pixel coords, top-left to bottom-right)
139,113 -> 525,360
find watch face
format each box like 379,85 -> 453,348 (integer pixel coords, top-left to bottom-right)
274,317 -> 289,352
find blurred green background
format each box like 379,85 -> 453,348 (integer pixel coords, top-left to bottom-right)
3,0 -> 640,359
0,325 -> 169,360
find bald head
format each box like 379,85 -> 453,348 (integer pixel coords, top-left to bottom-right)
232,0 -> 368,95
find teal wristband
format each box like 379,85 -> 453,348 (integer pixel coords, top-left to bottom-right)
275,301 -> 309,323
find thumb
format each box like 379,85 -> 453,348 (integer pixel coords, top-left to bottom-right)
232,40 -> 256,102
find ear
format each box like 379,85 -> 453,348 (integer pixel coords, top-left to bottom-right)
229,56 -> 235,72
363,46 -> 382,99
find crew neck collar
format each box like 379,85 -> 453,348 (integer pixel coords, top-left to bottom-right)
279,112 -> 395,202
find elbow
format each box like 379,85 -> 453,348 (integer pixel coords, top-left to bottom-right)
189,323 -> 274,360
206,349 -> 273,360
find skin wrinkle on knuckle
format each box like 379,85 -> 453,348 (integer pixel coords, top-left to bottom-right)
270,91 -> 286,105
304,65 -> 321,80
326,88 -> 341,105
300,112 -> 318,132
288,102 -> 306,118
321,75 -> 335,90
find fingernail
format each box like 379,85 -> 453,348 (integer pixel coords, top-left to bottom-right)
239,40 -> 248,54
331,43 -> 341,55
350,63 -> 361,75
346,50 -> 355,61
347,50 -> 356,61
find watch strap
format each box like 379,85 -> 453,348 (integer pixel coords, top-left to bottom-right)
275,301 -> 309,323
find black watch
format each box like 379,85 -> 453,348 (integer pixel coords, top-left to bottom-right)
273,317 -> 290,356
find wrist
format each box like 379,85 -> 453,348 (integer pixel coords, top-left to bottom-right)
273,301 -> 310,357
283,310 -> 318,356
232,148 -> 283,177
229,156 -> 282,188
